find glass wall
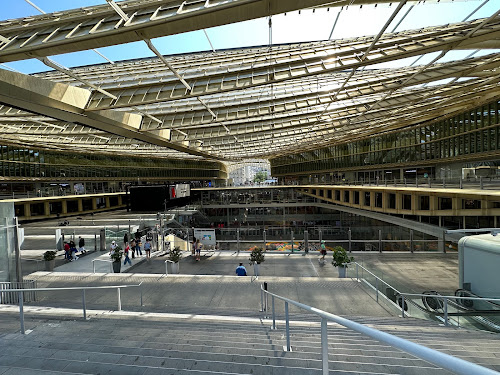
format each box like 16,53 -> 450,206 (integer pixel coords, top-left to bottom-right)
0,146 -> 226,180
271,99 -> 500,176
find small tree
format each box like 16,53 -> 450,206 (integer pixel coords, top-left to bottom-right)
168,246 -> 182,263
43,250 -> 57,261
249,247 -> 265,264
110,246 -> 123,263
331,246 -> 354,267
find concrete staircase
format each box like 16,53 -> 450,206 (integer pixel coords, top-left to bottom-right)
1,311 -> 499,375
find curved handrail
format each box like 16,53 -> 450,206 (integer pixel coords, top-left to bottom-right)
352,262 -> 500,302
261,284 -> 499,375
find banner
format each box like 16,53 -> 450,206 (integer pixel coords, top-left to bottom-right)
193,229 -> 216,246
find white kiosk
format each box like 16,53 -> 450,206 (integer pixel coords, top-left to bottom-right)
458,234 -> 500,298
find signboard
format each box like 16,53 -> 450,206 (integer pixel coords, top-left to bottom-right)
175,184 -> 191,198
193,229 -> 216,246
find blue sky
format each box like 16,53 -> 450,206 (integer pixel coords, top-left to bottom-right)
1,0 -> 498,74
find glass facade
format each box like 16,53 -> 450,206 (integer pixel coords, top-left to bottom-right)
271,99 -> 500,176
0,146 -> 226,180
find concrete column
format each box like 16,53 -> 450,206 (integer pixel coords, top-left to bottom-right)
118,195 -> 123,205
77,199 -> 83,212
61,200 -> 68,214
429,194 -> 437,215
105,196 -> 111,208
23,203 -> 31,218
92,198 -> 97,210
44,201 -> 50,217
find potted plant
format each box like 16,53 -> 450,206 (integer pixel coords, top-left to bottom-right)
331,246 -> 354,278
168,246 -> 182,274
249,246 -> 265,276
43,250 -> 57,271
110,246 -> 123,273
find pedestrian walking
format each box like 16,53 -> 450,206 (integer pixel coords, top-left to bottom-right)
110,240 -> 117,254
78,236 -> 86,254
130,238 -> 136,259
123,244 -> 132,265
319,240 -> 327,264
135,236 -> 142,256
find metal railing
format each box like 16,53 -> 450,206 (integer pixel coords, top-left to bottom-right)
0,280 -> 37,304
348,263 -> 500,327
260,284 -> 499,375
3,283 -> 143,334
92,259 -> 113,273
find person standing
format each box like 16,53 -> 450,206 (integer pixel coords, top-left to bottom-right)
78,236 -> 86,254
195,239 -> 202,261
235,263 -> 247,276
144,239 -> 152,260
123,244 -> 132,266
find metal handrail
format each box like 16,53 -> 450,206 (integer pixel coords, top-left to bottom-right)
260,284 -> 499,375
92,258 -> 113,273
350,262 -> 500,324
4,283 -> 143,334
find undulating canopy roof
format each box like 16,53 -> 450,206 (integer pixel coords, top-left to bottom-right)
0,0 -> 499,161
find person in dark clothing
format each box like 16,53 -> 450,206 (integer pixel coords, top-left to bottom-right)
78,236 -> 86,254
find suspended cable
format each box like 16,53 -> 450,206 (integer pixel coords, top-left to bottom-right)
203,30 -> 216,52
410,0 -> 490,67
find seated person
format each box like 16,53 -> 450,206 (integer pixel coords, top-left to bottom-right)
235,263 -> 247,276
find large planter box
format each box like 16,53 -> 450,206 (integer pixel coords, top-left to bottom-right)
45,259 -> 55,272
112,261 -> 121,273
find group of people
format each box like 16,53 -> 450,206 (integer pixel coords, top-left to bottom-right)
63,236 -> 86,261
110,235 -> 153,266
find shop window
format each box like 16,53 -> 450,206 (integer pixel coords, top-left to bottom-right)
344,190 -> 350,203
439,197 -> 452,210
462,199 -> 481,209
420,196 -> 430,210
402,194 -> 412,210
388,193 -> 396,209
364,192 -> 371,206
